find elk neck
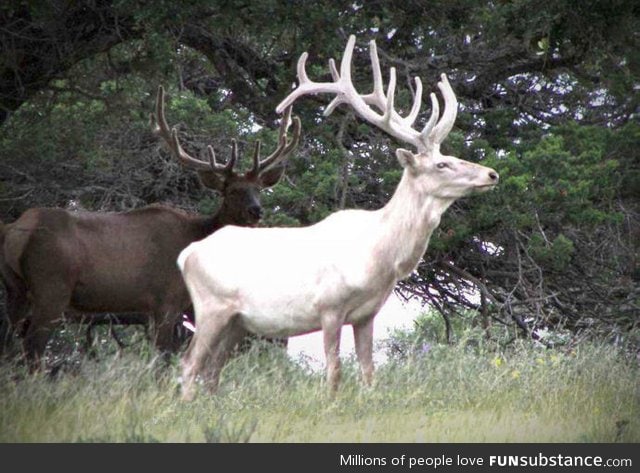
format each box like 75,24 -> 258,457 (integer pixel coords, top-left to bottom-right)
375,169 -> 454,280
206,199 -> 258,233
192,211 -> 229,238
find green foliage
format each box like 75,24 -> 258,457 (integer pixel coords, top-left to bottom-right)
384,311 -> 450,359
0,0 -> 638,348
527,233 -> 575,272
0,89 -> 108,169
196,196 -> 221,215
490,124 -> 624,229
169,93 -> 240,139
434,121 -> 632,264
262,140 -> 346,226
384,309 -> 495,362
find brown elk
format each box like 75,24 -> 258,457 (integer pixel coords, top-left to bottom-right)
0,86 -> 300,366
177,35 -> 498,399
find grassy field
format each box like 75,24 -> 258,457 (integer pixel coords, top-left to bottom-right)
0,333 -> 638,442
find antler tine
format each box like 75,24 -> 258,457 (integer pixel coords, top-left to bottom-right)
250,140 -> 262,176
249,105 -> 301,176
419,92 -> 440,144
384,67 -> 397,124
150,85 -> 171,140
150,85 -> 176,147
152,85 -> 225,173
275,53 -> 343,114
228,139 -> 239,171
275,35 -> 458,154
361,40 -> 429,132
324,58 -> 345,115
360,39 -> 387,112
204,144 -> 234,174
280,115 -> 302,156
403,76 -> 423,127
167,129 -> 214,172
324,35 -> 358,116
206,145 -> 218,169
358,41 -> 423,131
430,73 -> 458,145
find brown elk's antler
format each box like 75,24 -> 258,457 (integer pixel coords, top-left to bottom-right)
151,86 -> 300,179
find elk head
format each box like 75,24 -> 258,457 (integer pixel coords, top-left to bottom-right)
151,86 -> 301,225
276,35 -> 498,203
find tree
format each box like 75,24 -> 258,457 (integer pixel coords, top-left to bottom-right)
1,0 -> 638,352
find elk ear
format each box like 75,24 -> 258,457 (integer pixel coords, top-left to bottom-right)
196,170 -> 227,192
396,148 -> 418,170
258,163 -> 286,188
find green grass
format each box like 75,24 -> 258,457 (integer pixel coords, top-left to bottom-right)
0,338 -> 638,442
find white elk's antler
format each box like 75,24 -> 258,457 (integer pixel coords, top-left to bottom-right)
276,35 -> 458,153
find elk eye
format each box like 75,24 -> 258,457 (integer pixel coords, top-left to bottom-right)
436,162 -> 449,169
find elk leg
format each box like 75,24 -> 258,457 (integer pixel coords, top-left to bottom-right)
353,316 -> 375,386
321,313 -> 344,393
23,285 -> 70,370
180,306 -> 236,401
84,321 -> 96,357
0,313 -> 9,357
0,284 -> 29,357
200,318 -> 247,394
109,324 -> 127,350
151,311 -> 181,355
22,315 -> 55,370
6,284 -> 29,325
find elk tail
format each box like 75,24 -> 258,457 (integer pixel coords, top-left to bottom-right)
0,219 -> 13,284
0,218 -> 27,280
0,218 -> 23,305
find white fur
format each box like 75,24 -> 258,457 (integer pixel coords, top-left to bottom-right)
177,151 -> 498,399
177,36 -> 498,400
180,209 -> 393,336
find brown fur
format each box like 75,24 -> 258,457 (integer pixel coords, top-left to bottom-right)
0,87 -> 300,367
0,174 -> 281,365
0,159 -> 292,366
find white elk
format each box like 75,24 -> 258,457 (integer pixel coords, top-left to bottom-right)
177,35 -> 499,399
